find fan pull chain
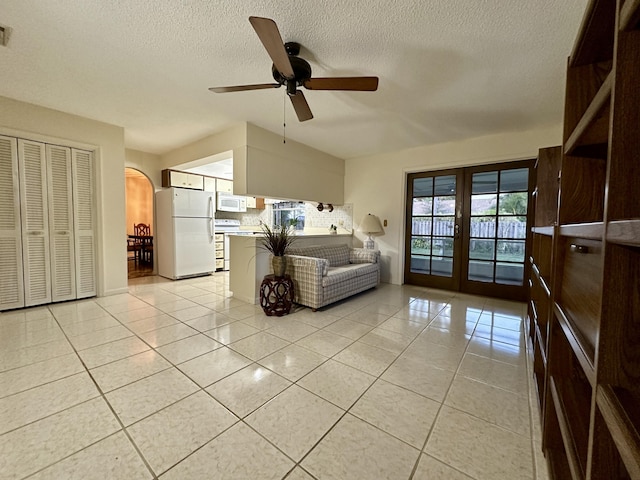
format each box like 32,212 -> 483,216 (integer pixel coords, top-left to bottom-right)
282,91 -> 286,144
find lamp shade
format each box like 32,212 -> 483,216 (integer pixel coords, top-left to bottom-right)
359,214 -> 383,234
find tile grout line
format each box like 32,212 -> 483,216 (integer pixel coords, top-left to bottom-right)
38,304 -> 161,480
406,295 -> 485,480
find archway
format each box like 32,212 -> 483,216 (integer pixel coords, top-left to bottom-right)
125,168 -> 154,278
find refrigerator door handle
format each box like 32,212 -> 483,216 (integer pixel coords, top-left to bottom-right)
209,196 -> 214,241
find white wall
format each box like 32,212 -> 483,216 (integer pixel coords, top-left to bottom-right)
161,123 -> 247,172
240,124 -> 345,204
126,149 -> 162,190
160,122 -> 345,205
345,124 -> 563,285
0,95 -> 128,296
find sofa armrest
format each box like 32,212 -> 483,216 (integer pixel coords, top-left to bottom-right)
283,255 -> 329,309
349,248 -> 380,264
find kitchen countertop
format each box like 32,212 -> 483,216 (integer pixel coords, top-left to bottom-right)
227,232 -> 352,238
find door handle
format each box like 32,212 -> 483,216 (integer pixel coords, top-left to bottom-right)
454,224 -> 460,239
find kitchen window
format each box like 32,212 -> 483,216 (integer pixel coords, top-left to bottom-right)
272,202 -> 305,231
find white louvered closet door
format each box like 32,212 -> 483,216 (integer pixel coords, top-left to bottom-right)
0,136 -> 25,310
18,139 -> 51,307
47,145 -> 76,302
72,149 -> 96,298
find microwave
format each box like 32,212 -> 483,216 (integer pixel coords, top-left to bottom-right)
217,192 -> 247,212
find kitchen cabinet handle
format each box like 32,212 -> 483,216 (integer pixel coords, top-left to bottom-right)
569,244 -> 589,254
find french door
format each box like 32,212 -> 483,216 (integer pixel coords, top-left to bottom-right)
404,159 -> 534,301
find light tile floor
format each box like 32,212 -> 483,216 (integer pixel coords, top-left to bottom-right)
0,273 -> 548,480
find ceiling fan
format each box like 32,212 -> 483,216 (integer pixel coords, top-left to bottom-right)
209,16 -> 379,122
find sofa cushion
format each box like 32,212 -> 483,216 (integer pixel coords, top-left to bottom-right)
349,248 -> 380,264
317,244 -> 351,266
351,262 -> 379,278
288,245 -> 323,258
288,244 -> 351,267
322,265 -> 361,287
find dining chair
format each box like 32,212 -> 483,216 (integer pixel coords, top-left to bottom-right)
133,223 -> 153,264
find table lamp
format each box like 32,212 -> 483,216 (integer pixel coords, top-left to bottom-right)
359,214 -> 383,249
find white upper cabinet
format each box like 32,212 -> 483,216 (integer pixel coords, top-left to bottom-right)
216,178 -> 233,193
203,176 -> 216,192
163,170 -> 204,190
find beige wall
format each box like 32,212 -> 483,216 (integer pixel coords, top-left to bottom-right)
0,95 -> 128,296
125,170 -> 154,235
241,124 -> 344,204
0,94 -> 564,295
161,123 -> 247,171
345,124 -> 563,285
125,149 -> 162,191
161,122 -> 345,205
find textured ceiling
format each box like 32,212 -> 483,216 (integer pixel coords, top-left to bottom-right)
1,1 -> 587,159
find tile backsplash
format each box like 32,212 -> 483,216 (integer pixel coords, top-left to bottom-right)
303,203 -> 353,231
215,202 -> 353,231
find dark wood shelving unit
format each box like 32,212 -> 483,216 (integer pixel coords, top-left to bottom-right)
529,1 -> 640,478
528,146 -> 561,415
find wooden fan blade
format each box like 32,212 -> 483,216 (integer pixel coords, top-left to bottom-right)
209,83 -> 280,93
303,77 -> 379,91
249,16 -> 294,79
289,92 -> 313,122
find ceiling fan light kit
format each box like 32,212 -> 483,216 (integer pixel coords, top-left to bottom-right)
209,16 -> 379,122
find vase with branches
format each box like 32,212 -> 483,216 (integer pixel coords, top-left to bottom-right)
258,222 -> 296,277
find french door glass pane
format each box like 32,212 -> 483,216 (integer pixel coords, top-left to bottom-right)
409,174 -> 457,278
497,216 -> 527,238
498,192 -> 528,215
413,178 -> 433,197
471,194 -> 497,215
496,240 -> 525,262
467,166 -> 529,286
500,168 -> 529,192
412,198 -> 432,215
432,237 -> 454,257
434,196 -> 456,215
410,256 -> 430,274
434,176 -> 456,195
496,262 -> 524,285
470,217 -> 496,238
472,171 -> 498,194
432,257 -> 453,276
469,239 -> 495,260
411,237 -> 431,255
412,218 -> 432,235
468,260 -> 493,282
433,216 -> 455,236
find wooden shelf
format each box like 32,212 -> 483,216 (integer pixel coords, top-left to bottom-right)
547,448 -> 574,480
570,0 -> 616,66
564,71 -> 612,156
620,0 -> 640,32
535,2 -> 640,476
607,219 -> 640,247
549,377 -> 587,480
554,303 -> 596,386
597,385 -> 640,479
558,156 -> 607,224
533,226 -> 554,236
532,264 -> 551,297
535,322 -> 548,362
558,222 -> 604,239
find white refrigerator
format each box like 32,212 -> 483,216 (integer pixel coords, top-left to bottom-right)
156,188 -> 216,280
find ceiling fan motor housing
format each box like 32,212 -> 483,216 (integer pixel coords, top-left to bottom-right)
272,51 -> 312,95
